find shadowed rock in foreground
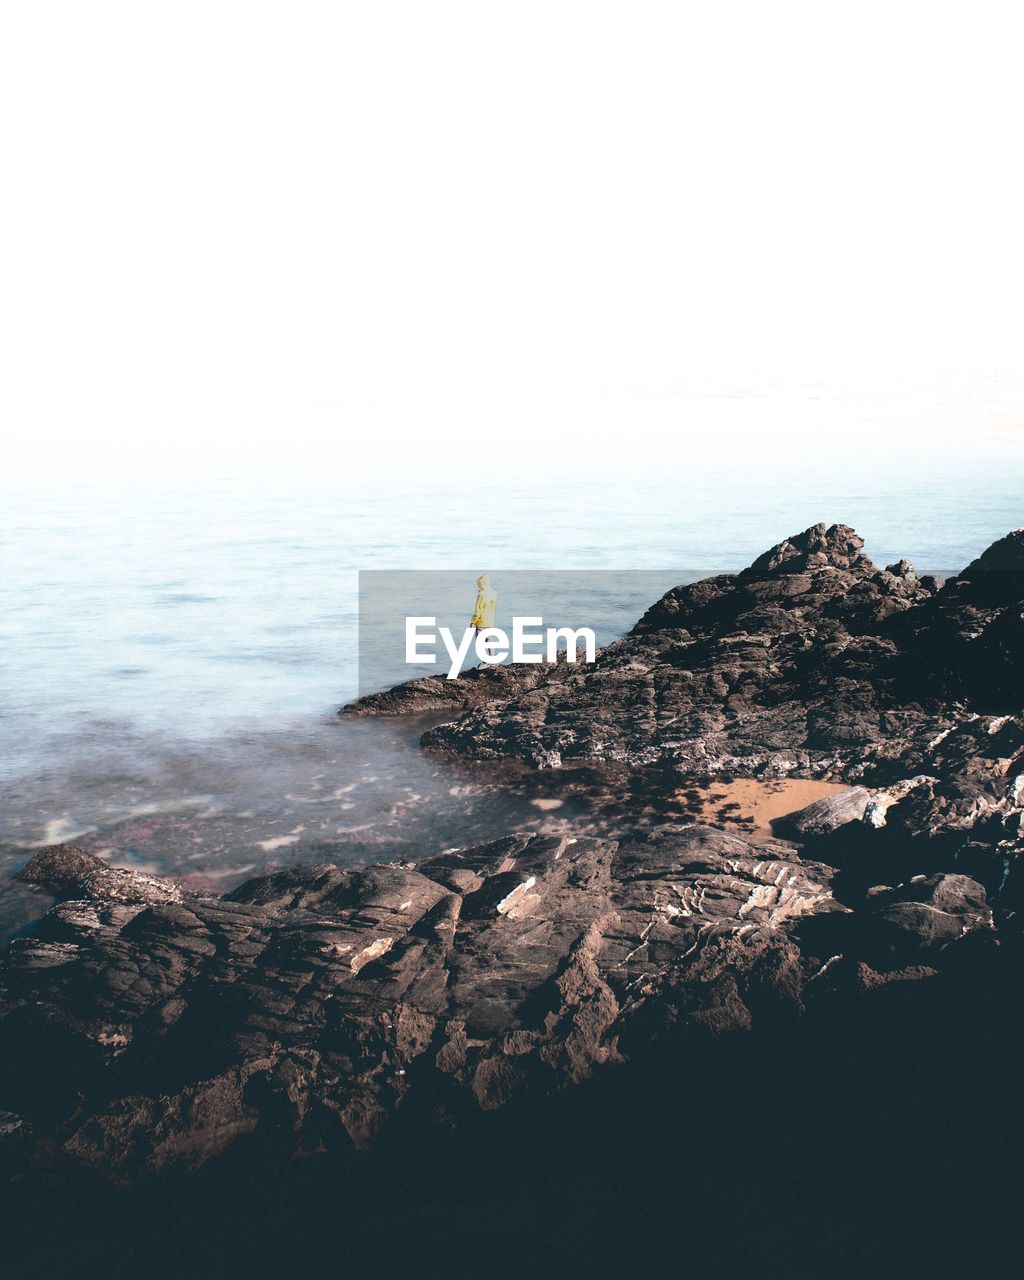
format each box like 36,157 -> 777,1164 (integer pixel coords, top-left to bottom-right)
0,812 -> 1002,1172
1,828 -> 1018,1278
2,830 -> 848,1165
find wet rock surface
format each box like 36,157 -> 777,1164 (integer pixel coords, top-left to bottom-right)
343,651 -> 583,718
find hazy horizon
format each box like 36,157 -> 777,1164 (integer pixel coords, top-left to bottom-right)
3,3 -> 1022,486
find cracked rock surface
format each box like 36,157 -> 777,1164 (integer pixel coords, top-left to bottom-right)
0,804 -> 1004,1189
351,523 -> 1024,891
4,524 -> 1024,1278
1,827 -> 858,1169
404,525 -> 1022,788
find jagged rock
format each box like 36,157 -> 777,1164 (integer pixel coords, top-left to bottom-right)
17,840 -> 186,908
746,521 -> 873,574
0,829 -> 854,1171
2,815 -> 997,1182
871,873 -> 993,950
409,522 -> 947,775
331,524 -> 1023,869
885,558 -> 919,580
785,787 -> 872,836
6,524 -> 1024,1276
961,527 -> 1024,576
343,650 -> 583,717
331,524 -> 1024,953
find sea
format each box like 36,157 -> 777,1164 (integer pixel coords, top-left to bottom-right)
2,444 -> 1021,937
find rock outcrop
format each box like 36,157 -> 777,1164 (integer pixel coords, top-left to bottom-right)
414,522 -> 1014,779
1,829 -> 851,1169
0,809 -> 1004,1183
343,649 -> 585,718
783,786 -> 872,837
345,523 -> 1023,890
4,523 -> 1024,1278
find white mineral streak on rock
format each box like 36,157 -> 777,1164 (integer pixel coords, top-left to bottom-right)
729,857 -> 839,924
617,919 -> 657,967
322,940 -> 353,957
864,775 -> 937,828
810,954 -> 843,981
496,876 -> 538,919
350,936 -> 394,972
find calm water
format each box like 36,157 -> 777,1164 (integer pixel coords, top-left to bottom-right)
1,450 -> 1021,935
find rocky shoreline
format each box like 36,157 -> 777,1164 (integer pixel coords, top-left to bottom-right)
2,523 -> 1023,1277
348,523 -> 1024,895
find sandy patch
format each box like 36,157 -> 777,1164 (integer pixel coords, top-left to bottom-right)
674,778 -> 850,842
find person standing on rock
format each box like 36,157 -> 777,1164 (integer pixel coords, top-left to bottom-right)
471,573 -> 498,659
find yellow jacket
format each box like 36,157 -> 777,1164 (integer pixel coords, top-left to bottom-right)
471,581 -> 497,630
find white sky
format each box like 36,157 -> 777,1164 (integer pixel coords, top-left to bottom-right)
3,2 -> 1024,481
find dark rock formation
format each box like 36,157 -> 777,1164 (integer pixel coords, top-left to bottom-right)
343,649 -> 585,717
870,872 -> 994,951
784,786 -> 872,837
0,813 -> 1003,1178
405,526 -> 1017,769
5,523 -> 1024,1277
962,526 -> 1024,574
417,523 -> 942,771
1,829 -> 850,1169
2,829 -> 1016,1279
342,523 -> 1023,890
